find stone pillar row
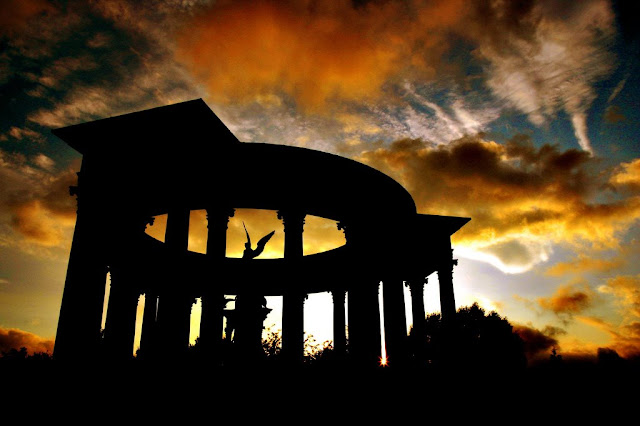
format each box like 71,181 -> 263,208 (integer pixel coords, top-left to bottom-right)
278,210 -> 307,364
67,198 -> 459,365
200,207 -> 234,363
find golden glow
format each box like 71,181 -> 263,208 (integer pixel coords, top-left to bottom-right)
227,209 -> 284,258
188,210 -> 207,254
132,294 -> 145,356
145,213 -> 167,242
189,298 -> 202,345
302,215 -> 346,255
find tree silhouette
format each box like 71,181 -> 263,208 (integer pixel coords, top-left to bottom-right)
262,327 -> 282,360
0,347 -> 52,361
409,303 -> 527,371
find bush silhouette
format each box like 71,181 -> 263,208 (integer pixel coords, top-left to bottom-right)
410,303 -> 527,371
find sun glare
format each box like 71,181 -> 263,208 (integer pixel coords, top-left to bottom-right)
379,281 -> 387,367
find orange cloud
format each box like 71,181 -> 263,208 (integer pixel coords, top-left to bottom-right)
538,283 -> 595,316
176,0 -> 467,111
0,0 -> 54,35
599,275 -> 640,318
609,159 -> 640,192
7,168 -> 77,247
0,327 -> 54,355
10,200 -> 68,247
1,150 -> 78,249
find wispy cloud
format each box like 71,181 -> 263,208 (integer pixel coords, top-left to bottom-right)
472,0 -> 616,153
545,255 -> 625,276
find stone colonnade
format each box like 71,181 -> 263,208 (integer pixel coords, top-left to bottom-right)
97,209 -> 457,365
55,199 -> 458,364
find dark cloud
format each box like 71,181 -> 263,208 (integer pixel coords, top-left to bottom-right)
513,323 -> 564,361
0,0 -> 54,36
356,133 -> 640,271
0,0 -> 202,135
0,326 -> 54,355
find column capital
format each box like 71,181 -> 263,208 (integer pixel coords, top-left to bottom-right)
405,278 -> 427,293
206,207 -> 235,230
441,257 -> 458,271
336,221 -> 351,242
278,210 -> 305,259
331,289 -> 347,304
277,209 -> 306,229
206,207 -> 235,221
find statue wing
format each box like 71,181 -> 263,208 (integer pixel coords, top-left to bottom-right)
243,222 -> 251,247
253,230 -> 275,258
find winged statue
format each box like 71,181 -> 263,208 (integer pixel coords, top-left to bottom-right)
242,222 -> 275,259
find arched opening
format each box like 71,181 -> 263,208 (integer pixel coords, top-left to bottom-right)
146,210 -> 346,258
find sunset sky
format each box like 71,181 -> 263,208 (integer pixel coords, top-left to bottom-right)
1,0 -> 639,363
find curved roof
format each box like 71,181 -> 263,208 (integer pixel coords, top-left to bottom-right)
52,99 -> 417,222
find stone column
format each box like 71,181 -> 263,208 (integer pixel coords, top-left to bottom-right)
205,207 -> 234,259
331,289 -> 347,357
157,294 -> 195,358
278,210 -> 305,258
138,291 -> 158,359
165,207 -> 190,251
282,293 -> 306,363
54,170 -> 109,360
438,247 -> 457,321
278,210 -> 306,364
157,207 -> 192,357
348,280 -> 382,367
382,279 -> 408,366
406,278 -> 426,340
200,207 -> 234,361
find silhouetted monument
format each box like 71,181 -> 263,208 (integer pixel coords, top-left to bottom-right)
51,99 -> 469,366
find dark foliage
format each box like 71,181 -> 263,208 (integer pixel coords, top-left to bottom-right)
409,302 -> 527,371
0,347 -> 52,361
